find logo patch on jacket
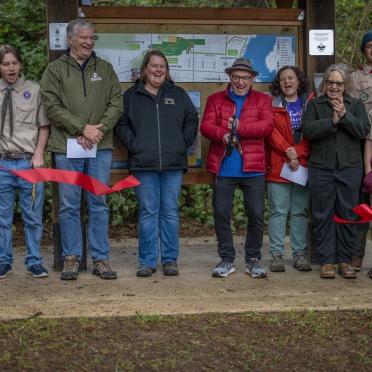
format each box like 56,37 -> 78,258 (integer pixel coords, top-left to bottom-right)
91,72 -> 102,82
164,98 -> 175,105
22,91 -> 31,100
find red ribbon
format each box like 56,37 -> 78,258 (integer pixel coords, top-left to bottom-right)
334,204 -> 372,224
0,166 -> 140,196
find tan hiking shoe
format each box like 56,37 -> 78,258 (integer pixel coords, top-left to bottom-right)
60,255 -> 80,280
93,260 -> 117,279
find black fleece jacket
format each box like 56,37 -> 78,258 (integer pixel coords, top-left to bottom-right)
115,80 -> 199,172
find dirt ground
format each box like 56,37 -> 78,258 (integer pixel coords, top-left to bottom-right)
1,218 -> 371,320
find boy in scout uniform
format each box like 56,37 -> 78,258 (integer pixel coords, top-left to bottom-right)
0,44 -> 50,279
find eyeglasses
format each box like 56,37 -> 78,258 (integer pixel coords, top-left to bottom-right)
326,80 -> 344,88
231,74 -> 253,83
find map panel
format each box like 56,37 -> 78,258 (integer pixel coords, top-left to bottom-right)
94,33 -> 295,83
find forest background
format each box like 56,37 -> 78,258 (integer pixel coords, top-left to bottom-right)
0,0 -> 371,232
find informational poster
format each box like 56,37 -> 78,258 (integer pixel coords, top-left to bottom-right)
309,29 -> 334,56
94,33 -> 296,83
48,23 -> 68,50
186,92 -> 201,168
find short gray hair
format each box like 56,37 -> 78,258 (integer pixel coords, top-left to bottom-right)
318,63 -> 353,96
66,19 -> 94,40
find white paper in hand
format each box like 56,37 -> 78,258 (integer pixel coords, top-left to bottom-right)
280,162 -> 308,186
67,139 -> 97,158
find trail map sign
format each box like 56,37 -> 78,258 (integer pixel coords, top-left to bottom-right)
94,33 -> 295,83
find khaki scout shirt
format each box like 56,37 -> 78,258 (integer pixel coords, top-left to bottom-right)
351,63 -> 372,139
0,75 -> 49,154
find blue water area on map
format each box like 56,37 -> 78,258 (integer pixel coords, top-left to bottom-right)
243,35 -> 295,83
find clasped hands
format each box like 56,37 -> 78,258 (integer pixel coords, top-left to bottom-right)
77,123 -> 103,150
330,96 -> 346,124
286,146 -> 299,171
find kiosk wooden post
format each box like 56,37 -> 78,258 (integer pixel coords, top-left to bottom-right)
46,0 -> 87,270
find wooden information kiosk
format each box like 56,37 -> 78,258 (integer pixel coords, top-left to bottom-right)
46,0 -> 335,268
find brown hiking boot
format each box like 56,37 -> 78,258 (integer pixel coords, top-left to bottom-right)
368,268 -> 372,279
92,260 -> 117,279
60,255 -> 80,280
338,263 -> 356,279
320,264 -> 335,279
351,254 -> 363,271
137,267 -> 156,277
163,262 -> 179,276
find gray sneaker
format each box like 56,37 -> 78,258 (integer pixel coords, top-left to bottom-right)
212,261 -> 235,278
93,260 -> 117,279
270,253 -> 285,272
245,258 -> 267,278
293,253 -> 312,271
60,255 -> 80,280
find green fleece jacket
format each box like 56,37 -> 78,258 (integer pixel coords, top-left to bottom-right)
40,51 -> 123,153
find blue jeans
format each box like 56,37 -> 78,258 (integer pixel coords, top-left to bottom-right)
268,181 -> 310,257
212,175 -> 265,262
0,158 -> 44,268
132,170 -> 183,269
54,150 -> 112,261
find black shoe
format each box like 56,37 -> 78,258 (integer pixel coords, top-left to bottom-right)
0,263 -> 12,279
163,262 -> 179,276
137,267 -> 156,277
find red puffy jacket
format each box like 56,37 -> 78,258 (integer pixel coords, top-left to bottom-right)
200,85 -> 275,175
265,93 -> 314,183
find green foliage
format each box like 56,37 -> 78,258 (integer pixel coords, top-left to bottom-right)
106,189 -> 138,226
336,0 -> 372,70
179,184 -> 214,227
0,0 -> 48,82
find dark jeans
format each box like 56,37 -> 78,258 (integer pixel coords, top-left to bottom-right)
308,165 -> 362,266
212,175 -> 265,263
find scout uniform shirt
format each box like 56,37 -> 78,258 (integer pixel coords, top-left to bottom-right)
351,63 -> 372,139
0,74 -> 49,154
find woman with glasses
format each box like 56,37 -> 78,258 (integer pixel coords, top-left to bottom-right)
301,63 -> 370,279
